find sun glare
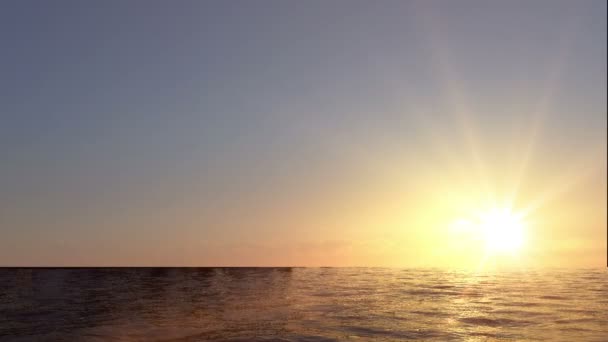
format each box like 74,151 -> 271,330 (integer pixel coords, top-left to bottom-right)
479,208 -> 525,254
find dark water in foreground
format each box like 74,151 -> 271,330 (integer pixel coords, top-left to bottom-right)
1,268 -> 607,341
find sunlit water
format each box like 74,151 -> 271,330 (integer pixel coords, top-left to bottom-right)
1,268 -> 607,341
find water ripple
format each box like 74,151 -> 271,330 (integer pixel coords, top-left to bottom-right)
1,268 -> 607,341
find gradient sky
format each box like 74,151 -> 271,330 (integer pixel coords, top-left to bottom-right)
1,0 -> 606,267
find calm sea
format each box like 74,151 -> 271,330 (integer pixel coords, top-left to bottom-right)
1,268 -> 607,341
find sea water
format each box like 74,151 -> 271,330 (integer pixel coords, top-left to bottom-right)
1,268 -> 607,341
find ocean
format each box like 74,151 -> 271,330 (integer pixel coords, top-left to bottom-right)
1,268 -> 606,341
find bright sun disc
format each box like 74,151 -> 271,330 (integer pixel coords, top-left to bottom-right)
479,208 -> 525,253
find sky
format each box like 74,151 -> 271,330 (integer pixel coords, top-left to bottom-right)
0,0 -> 606,267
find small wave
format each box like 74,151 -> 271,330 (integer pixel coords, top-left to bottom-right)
458,316 -> 533,327
410,310 -> 452,318
540,295 -> 568,300
491,309 -> 550,317
499,301 -> 541,307
401,289 -> 441,296
341,326 -> 447,340
559,308 -> 597,314
554,317 -> 598,324
467,331 -> 521,339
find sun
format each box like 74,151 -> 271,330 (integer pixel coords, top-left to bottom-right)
448,206 -> 528,264
479,208 -> 525,254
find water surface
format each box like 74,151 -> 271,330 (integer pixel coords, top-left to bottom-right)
1,268 -> 606,341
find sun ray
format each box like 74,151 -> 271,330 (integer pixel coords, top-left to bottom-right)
507,21 -> 579,210
418,6 -> 495,207
520,150 -> 604,218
